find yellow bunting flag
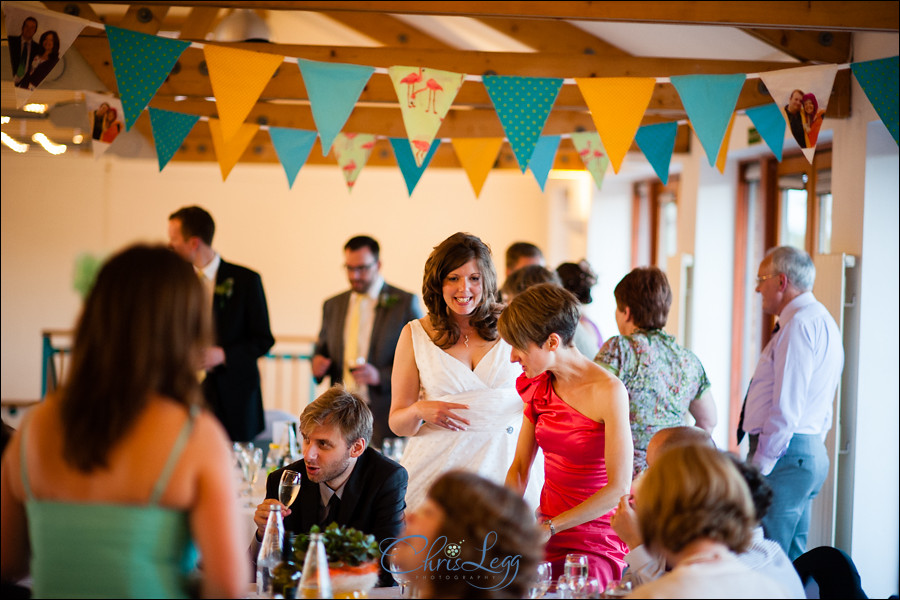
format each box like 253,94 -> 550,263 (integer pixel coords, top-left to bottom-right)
451,138 -> 504,198
209,118 -> 259,181
575,77 -> 656,174
203,45 -> 283,143
333,132 -> 377,191
715,112 -> 737,174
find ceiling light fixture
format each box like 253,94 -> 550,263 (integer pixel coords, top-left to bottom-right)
1,132 -> 29,153
1,116 -> 10,124
23,103 -> 49,114
32,133 -> 67,155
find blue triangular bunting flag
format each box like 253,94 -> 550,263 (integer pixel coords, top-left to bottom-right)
528,135 -> 561,192
268,127 -> 317,189
744,103 -> 786,161
390,138 -> 440,196
851,56 -> 899,145
484,76 -> 563,172
106,26 -> 190,131
634,122 -> 678,185
671,74 -> 746,166
148,107 -> 199,171
297,59 -> 375,156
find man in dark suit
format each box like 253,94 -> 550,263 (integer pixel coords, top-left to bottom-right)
168,206 -> 274,441
252,386 -> 407,587
8,17 -> 41,84
312,236 -> 422,448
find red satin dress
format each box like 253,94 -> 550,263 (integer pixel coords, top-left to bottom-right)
518,372 -> 628,587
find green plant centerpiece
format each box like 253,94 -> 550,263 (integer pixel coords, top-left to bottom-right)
289,523 -> 382,598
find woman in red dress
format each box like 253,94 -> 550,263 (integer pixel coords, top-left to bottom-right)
499,283 -> 633,587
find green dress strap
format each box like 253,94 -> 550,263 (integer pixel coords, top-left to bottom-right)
148,404 -> 200,505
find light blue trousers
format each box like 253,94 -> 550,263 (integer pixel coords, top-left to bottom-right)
752,433 -> 829,561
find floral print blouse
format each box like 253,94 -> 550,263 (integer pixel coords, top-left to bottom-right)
595,329 -> 710,477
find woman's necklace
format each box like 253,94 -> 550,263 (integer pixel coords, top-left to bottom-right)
463,334 -> 469,348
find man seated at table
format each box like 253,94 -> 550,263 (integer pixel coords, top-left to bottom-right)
251,385 -> 408,586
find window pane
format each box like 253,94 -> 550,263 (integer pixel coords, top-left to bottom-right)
781,188 -> 808,248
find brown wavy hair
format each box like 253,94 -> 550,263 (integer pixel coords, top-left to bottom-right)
60,244 -> 211,471
427,471 -> 542,599
422,233 -> 501,349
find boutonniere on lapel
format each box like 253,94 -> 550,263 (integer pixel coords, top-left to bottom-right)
377,291 -> 399,309
214,278 -> 234,308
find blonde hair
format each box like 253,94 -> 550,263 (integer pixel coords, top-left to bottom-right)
637,445 -> 755,555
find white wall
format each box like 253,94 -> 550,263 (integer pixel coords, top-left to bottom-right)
692,158 -> 738,450
0,153 -> 550,400
850,120 -> 899,598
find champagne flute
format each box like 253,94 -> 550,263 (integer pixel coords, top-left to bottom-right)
242,446 -> 264,507
279,469 -> 302,508
528,561 -> 552,598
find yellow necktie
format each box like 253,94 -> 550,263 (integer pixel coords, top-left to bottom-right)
344,294 -> 362,390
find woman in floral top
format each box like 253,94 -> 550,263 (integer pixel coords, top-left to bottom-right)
595,267 -> 716,476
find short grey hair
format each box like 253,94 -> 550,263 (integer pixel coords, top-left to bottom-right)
766,246 -> 815,292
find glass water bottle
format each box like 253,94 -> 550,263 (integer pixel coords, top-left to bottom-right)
299,532 -> 332,599
256,504 -> 285,597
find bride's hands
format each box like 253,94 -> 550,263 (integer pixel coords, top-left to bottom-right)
417,401 -> 470,431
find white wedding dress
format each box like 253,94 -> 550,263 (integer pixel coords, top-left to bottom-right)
400,319 -> 544,512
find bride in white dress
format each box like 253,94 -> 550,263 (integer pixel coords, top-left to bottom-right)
390,233 -> 543,511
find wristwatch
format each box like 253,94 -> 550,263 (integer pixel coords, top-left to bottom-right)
543,518 -> 556,536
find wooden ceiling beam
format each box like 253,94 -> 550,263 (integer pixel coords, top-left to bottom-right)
71,36 -> 850,123
117,4 -> 170,35
473,16 -> 631,56
741,29 -> 853,63
318,12 -> 454,50
134,1 -> 900,32
177,6 -> 222,40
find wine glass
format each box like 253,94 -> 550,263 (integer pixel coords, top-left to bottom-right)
528,561 -> 552,598
279,469 -> 302,508
388,547 -> 412,598
602,579 -> 632,598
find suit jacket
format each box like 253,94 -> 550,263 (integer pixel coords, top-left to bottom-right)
266,448 -> 408,587
8,36 -> 41,80
202,259 -> 275,441
18,55 -> 59,90
314,282 -> 422,447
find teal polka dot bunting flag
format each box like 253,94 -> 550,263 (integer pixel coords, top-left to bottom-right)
634,122 -> 678,185
390,138 -> 440,196
106,26 -> 190,131
483,76 -> 563,172
148,107 -> 200,171
851,56 -> 899,145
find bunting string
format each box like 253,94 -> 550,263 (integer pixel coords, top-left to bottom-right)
2,1 -> 896,194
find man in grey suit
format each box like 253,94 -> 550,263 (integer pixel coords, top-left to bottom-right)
312,236 -> 422,448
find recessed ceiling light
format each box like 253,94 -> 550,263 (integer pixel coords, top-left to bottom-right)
23,104 -> 49,114
32,133 -> 67,155
1,132 -> 29,153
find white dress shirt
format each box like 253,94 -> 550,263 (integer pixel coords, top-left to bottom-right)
743,292 -> 844,475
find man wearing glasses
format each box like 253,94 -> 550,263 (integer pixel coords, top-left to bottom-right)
740,246 -> 843,561
312,236 -> 422,448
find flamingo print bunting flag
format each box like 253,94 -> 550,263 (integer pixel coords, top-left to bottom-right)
571,132 -> 611,190
389,66 -> 465,167
332,132 -> 377,191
